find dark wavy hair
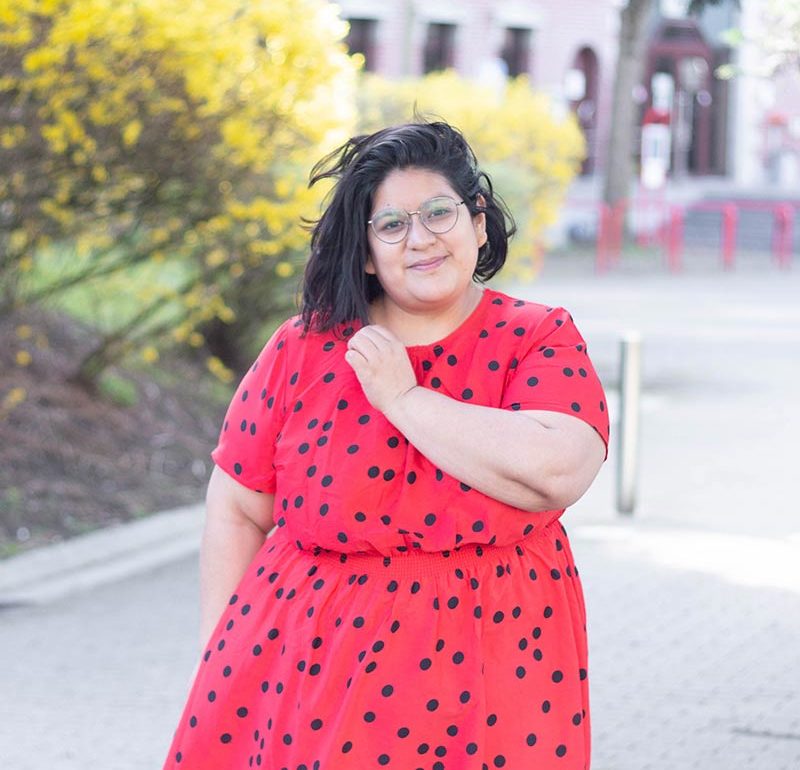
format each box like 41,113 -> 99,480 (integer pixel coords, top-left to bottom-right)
300,120 -> 516,334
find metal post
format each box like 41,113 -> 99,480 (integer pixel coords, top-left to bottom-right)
616,332 -> 643,515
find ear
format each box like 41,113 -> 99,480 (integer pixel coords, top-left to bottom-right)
474,194 -> 488,248
365,253 -> 377,275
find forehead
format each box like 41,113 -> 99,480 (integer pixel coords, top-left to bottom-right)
371,167 -> 456,210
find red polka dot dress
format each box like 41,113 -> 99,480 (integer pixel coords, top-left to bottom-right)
163,287 -> 609,770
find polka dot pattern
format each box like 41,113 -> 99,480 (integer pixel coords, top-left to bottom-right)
167,288 -> 608,769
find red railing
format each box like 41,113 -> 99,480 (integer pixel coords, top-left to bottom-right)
576,198 -> 798,272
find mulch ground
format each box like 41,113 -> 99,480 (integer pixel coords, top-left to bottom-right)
0,305 -> 230,557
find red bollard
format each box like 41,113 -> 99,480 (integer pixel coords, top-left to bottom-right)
596,203 -> 611,274
721,204 -> 738,270
666,206 -> 684,273
610,200 -> 626,267
773,204 -> 793,269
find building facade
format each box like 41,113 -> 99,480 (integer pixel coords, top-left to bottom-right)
333,0 -> 800,193
335,0 -> 619,176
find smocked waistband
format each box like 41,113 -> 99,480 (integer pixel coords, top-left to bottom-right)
280,524 -> 564,580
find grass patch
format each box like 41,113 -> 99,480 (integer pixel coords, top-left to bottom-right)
98,372 -> 139,407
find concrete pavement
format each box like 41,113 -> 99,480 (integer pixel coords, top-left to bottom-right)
1,260 -> 799,769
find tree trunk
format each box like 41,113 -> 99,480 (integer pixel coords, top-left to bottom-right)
603,0 -> 656,207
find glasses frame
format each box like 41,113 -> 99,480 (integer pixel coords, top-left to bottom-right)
367,196 -> 466,244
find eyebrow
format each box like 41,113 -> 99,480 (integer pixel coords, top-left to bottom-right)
372,194 -> 455,211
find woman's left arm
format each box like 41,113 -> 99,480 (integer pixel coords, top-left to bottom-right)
345,324 -> 606,513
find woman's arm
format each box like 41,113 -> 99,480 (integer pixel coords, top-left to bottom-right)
384,390 -> 605,511
199,465 -> 275,649
345,323 -> 605,513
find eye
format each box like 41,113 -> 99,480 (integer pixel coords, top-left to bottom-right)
374,212 -> 406,233
424,198 -> 456,220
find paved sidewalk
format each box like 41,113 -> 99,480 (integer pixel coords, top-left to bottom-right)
1,262 -> 799,769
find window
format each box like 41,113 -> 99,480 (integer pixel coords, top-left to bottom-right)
423,23 -> 456,73
345,18 -> 378,71
501,27 -> 531,78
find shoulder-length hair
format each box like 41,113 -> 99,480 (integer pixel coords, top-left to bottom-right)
300,120 -> 516,334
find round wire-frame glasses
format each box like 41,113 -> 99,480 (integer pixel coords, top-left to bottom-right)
368,196 -> 466,244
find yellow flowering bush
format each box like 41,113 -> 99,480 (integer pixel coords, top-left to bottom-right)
356,72 -> 585,280
0,0 -> 357,383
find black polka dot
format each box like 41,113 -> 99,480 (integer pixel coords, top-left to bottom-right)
556,745 -> 567,757
571,402 -> 581,412
220,733 -> 232,744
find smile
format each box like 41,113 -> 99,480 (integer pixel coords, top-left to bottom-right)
409,256 -> 447,271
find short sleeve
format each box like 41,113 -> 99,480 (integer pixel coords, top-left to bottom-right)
210,319 -> 291,493
501,307 -> 610,459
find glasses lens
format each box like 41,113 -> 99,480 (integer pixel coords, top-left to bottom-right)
421,197 -> 459,233
371,210 -> 408,243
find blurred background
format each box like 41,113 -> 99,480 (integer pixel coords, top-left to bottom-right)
1,1 -> 799,769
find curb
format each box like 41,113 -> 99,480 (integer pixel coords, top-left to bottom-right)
0,503 -> 204,605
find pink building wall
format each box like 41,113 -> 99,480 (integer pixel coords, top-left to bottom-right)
334,0 -> 620,175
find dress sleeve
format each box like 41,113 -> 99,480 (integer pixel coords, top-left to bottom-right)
210,319 -> 291,493
500,307 -> 610,460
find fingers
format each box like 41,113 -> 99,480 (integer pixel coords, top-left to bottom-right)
346,325 -> 398,356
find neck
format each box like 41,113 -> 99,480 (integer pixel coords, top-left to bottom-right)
369,284 -> 484,346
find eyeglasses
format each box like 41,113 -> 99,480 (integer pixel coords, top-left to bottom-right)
368,196 -> 466,244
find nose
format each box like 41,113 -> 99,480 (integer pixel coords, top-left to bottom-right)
405,212 -> 436,248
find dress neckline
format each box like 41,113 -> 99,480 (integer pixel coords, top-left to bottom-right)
403,286 -> 493,353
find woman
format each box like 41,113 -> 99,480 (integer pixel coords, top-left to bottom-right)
163,121 -> 609,770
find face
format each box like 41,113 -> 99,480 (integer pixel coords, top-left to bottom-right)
365,167 -> 487,314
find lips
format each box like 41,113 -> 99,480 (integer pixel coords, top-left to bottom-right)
409,256 -> 447,269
